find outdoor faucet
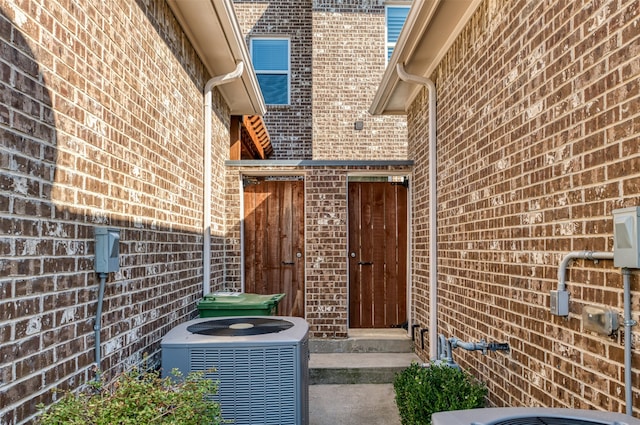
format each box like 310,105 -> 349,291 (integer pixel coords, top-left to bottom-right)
449,337 -> 489,354
438,335 -> 510,364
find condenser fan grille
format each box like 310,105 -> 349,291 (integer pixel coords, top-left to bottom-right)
488,417 -> 609,425
186,317 -> 294,336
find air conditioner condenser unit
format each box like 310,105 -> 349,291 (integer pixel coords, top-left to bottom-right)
161,316 -> 309,425
432,407 -> 640,425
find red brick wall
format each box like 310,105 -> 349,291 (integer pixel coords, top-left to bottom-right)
312,1 -> 408,160
0,1 -> 230,423
408,0 -> 640,413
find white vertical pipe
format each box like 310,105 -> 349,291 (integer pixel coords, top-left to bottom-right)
622,267 -> 634,416
94,272 -> 107,380
406,177 -> 413,339
396,63 -> 438,360
203,61 -> 244,295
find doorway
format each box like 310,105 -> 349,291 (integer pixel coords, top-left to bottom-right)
243,176 -> 305,317
348,178 -> 408,328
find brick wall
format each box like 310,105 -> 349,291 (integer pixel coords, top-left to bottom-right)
0,1 -> 230,423
224,164 -> 411,338
408,0 -> 640,413
304,167 -> 351,337
233,0 -> 314,160
234,0 -> 408,160
312,0 -> 408,160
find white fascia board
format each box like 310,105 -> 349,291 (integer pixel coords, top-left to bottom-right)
370,0 -> 482,115
167,0 -> 266,115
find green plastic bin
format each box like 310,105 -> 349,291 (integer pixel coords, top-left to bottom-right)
197,292 -> 286,317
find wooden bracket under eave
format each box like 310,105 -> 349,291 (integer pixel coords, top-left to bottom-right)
229,115 -> 273,160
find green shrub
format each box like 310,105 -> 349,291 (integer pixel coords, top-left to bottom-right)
393,362 -> 487,425
37,368 -> 224,425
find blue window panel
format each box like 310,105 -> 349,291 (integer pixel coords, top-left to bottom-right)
387,47 -> 394,62
252,39 -> 289,71
256,74 -> 288,105
387,6 -> 410,43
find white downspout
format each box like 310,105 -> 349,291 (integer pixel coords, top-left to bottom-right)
397,63 -> 438,360
203,61 -> 245,295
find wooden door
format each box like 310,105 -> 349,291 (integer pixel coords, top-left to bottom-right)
243,177 -> 305,317
348,181 -> 407,328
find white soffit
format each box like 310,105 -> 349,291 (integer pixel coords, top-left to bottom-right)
167,0 -> 266,115
370,0 -> 482,115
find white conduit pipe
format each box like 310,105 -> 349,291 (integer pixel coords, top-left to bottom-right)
396,63 -> 438,360
557,250 -> 635,415
94,272 -> 108,380
622,267 -> 635,416
557,250 -> 614,292
203,61 -> 245,295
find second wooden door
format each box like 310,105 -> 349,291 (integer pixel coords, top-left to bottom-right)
348,181 -> 407,328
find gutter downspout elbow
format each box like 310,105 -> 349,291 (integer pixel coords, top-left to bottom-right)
203,61 -> 244,296
397,63 -> 438,360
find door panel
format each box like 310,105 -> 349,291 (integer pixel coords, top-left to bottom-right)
243,178 -> 305,317
349,181 -> 407,328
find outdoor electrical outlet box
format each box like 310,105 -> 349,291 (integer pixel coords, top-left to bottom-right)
550,290 -> 569,316
582,305 -> 618,336
613,207 -> 640,268
95,228 -> 120,273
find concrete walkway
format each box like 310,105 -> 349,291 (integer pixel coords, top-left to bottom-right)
309,384 -> 401,425
308,329 -> 413,424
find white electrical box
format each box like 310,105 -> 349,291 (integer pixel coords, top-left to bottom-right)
550,289 -> 569,316
613,207 -> 640,268
95,227 -> 120,273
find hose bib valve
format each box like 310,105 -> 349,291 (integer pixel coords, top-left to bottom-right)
487,342 -> 510,353
438,335 -> 510,367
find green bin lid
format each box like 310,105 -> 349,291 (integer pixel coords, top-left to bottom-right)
199,292 -> 285,309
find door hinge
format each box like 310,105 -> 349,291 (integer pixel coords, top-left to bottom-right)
242,177 -> 261,188
391,177 -> 409,188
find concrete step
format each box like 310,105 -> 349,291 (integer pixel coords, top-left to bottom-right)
309,329 -> 418,385
309,352 -> 420,385
310,329 -> 414,354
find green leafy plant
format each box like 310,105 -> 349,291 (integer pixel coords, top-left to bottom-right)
394,362 -> 487,425
37,368 -> 225,425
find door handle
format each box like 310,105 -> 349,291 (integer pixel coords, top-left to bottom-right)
358,261 -> 373,265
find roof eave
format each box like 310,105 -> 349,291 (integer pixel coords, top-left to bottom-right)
167,0 -> 266,116
370,0 -> 482,116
